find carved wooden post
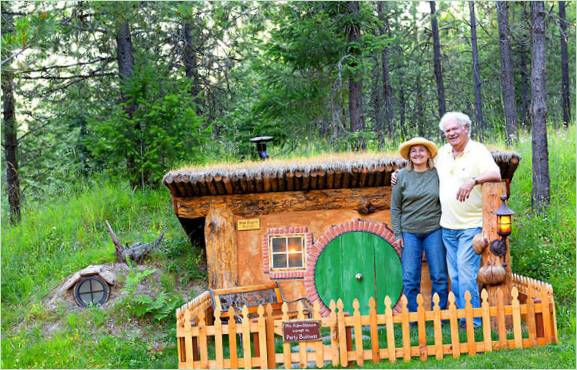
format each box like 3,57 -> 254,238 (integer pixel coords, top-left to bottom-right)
204,202 -> 238,288
481,182 -> 513,329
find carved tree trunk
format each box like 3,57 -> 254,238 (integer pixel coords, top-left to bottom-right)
346,1 -> 366,151
204,203 -> 238,288
482,182 -> 512,329
530,1 -> 550,213
496,1 -> 518,145
469,1 -> 485,138
430,0 -> 446,119
559,1 -> 571,127
1,4 -> 21,224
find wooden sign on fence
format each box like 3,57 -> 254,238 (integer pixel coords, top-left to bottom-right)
283,320 -> 321,342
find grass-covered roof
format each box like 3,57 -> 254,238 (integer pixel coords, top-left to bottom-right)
163,151 -> 521,198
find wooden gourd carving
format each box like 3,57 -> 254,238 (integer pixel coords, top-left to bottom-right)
478,263 -> 506,285
472,233 -> 488,255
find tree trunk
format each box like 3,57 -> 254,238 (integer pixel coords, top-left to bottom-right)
1,4 -> 21,224
370,56 -> 384,147
430,0 -> 446,119
377,2 -> 395,141
515,3 -> 531,131
183,21 -> 202,112
346,1 -> 365,151
559,1 -> 571,128
114,19 -> 142,188
469,1 -> 485,139
397,48 -> 407,141
330,85 -> 343,143
530,1 -> 550,213
415,74 -> 425,137
115,21 -> 135,84
496,1 -> 518,145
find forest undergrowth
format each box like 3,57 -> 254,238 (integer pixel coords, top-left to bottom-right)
1,127 -> 575,368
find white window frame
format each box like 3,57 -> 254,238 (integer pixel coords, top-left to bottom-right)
268,234 -> 306,271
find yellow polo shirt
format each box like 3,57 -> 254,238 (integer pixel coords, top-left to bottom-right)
435,140 -> 500,229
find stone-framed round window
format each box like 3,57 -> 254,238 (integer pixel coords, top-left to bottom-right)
74,275 -> 110,307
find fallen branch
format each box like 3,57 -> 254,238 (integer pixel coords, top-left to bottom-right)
105,220 -> 164,264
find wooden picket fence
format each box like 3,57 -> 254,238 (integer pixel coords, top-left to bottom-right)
176,274 -> 557,369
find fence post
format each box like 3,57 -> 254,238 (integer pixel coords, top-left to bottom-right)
313,301 -> 324,368
384,296 -> 396,363
511,287 -> 523,349
281,303 -> 291,369
547,283 -> 559,344
228,307 -> 238,368
352,299 -> 364,366
525,283 -> 537,347
241,306 -> 251,369
481,289 -> 492,353
416,294 -> 427,361
432,293 -> 443,360
257,305 -> 268,369
198,309 -> 208,368
298,301 -> 307,369
337,299 -> 348,367
329,300 -> 339,367
448,292 -> 460,359
214,304 -> 224,368
540,283 -> 552,344
496,288 -> 507,349
184,308 -> 194,368
368,297 -> 380,363
265,304 -> 276,369
464,291 -> 476,356
400,295 -> 411,362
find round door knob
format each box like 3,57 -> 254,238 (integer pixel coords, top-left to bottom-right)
355,273 -> 363,281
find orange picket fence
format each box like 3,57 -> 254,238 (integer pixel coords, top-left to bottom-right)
175,274 -> 557,369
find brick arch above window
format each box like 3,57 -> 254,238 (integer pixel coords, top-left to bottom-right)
262,226 -> 313,280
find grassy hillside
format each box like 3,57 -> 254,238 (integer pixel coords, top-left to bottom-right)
1,128 -> 575,368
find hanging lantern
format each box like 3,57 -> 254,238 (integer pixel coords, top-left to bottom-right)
490,194 -> 515,258
496,194 -> 515,237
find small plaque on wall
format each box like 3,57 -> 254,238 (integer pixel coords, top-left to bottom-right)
237,218 -> 260,231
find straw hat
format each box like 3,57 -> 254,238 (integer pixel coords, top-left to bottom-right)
398,137 -> 438,160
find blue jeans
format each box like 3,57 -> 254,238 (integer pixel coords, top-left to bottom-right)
442,227 -> 482,327
401,228 -> 448,312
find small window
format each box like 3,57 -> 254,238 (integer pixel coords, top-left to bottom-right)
73,276 -> 110,307
270,234 -> 305,270
263,226 -> 312,279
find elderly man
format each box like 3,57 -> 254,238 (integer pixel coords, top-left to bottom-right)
436,112 -> 501,327
392,112 -> 501,327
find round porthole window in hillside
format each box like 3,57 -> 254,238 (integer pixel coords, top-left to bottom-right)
73,275 -> 110,307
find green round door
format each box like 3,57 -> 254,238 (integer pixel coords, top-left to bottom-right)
314,231 -> 402,315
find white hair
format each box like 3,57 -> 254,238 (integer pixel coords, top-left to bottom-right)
439,112 -> 472,137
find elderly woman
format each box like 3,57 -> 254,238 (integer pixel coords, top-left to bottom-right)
391,137 -> 448,312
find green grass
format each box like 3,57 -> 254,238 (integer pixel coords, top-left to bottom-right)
1,127 -> 575,368
1,178 -> 204,368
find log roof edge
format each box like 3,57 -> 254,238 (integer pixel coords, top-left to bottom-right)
163,151 -> 521,198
